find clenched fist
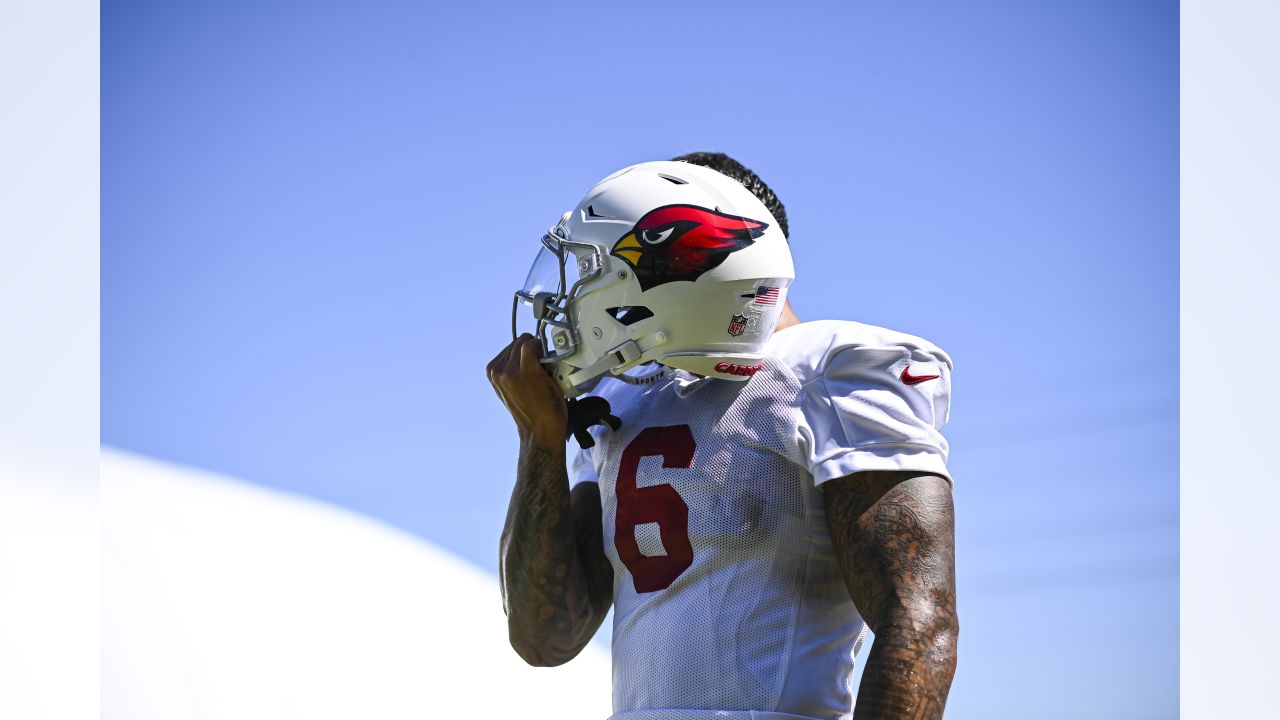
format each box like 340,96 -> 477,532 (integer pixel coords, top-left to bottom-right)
486,334 -> 568,449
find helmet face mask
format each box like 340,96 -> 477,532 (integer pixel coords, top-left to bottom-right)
511,221 -> 606,366
512,161 -> 795,397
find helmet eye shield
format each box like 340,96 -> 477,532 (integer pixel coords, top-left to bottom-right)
511,224 -> 604,364
520,244 -> 562,298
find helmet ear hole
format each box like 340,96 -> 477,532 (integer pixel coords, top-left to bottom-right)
606,306 -> 655,326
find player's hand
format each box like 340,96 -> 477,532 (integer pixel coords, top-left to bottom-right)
487,334 -> 569,449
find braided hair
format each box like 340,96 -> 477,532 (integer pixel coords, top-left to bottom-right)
671,151 -> 789,241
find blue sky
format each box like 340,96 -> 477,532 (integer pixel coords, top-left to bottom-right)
103,1 -> 1178,717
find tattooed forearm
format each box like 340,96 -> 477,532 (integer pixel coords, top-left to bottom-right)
499,441 -> 612,666
823,471 -> 959,720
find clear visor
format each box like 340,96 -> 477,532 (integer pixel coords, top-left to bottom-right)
521,244 -> 563,297
511,228 -> 601,363
512,236 -> 574,347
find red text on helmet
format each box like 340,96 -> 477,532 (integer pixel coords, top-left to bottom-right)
714,361 -> 764,377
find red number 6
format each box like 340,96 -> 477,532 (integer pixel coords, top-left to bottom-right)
614,425 -> 696,593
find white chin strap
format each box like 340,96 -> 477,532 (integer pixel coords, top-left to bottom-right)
566,331 -> 668,388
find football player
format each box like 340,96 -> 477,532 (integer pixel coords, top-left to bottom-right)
488,153 -> 957,720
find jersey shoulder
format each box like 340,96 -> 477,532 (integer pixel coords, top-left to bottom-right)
767,319 -> 952,385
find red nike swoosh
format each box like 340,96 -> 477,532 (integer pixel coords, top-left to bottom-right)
900,366 -> 940,386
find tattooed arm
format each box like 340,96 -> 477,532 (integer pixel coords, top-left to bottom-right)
823,471 -> 959,720
488,335 -> 614,666
498,444 -> 614,666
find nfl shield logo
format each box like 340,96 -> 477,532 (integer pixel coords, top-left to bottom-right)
727,314 -> 748,337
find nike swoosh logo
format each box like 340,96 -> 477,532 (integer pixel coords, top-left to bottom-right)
900,365 -> 940,386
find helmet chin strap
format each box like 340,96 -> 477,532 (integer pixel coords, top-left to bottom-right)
566,331 -> 669,388
562,331 -> 669,449
613,364 -> 669,386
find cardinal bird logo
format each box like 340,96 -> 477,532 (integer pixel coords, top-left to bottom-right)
610,204 -> 769,291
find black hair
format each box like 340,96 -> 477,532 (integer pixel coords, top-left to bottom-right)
671,151 -> 789,240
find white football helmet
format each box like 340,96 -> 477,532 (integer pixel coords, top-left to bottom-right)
513,161 -> 795,397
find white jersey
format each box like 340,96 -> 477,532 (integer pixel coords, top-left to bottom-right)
570,320 -> 953,720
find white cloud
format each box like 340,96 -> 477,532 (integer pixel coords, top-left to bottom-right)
102,449 -> 611,720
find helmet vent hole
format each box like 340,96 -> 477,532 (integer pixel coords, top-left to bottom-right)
658,173 -> 688,185
606,306 -> 655,326
586,204 -> 606,218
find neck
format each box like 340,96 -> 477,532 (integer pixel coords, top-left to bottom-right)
774,300 -> 801,331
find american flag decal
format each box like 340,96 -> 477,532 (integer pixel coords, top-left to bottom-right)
754,286 -> 781,306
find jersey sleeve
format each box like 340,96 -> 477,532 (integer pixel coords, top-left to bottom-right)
797,342 -> 953,486
568,442 -> 599,487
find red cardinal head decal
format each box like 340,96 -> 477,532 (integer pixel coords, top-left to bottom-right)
610,204 -> 769,291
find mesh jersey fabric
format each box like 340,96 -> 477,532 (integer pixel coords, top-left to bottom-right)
570,320 -> 953,720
